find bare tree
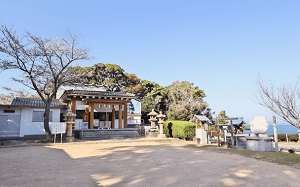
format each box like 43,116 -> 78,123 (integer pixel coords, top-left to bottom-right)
0,87 -> 39,104
257,77 -> 300,140
0,25 -> 89,141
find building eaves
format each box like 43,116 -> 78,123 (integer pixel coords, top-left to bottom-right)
62,90 -> 136,98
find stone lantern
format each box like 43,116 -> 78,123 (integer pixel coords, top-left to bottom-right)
147,109 -> 158,137
157,111 -> 166,138
64,109 -> 76,142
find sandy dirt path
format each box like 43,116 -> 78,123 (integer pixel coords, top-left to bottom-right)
1,140 -> 300,187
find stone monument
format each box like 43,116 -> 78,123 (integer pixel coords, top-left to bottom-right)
147,109 -> 159,137
157,111 -> 166,138
245,116 -> 273,151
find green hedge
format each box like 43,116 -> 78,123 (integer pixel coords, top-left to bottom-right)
269,134 -> 299,142
164,120 -> 196,140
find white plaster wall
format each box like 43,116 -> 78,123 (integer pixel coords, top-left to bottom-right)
195,128 -> 208,144
0,107 -> 22,137
19,107 -> 61,137
76,100 -> 86,110
0,107 -> 21,115
75,119 -> 81,129
114,120 -> 119,129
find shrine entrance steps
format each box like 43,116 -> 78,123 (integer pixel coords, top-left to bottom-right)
73,128 -> 140,140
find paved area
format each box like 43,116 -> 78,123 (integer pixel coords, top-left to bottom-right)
1,140 -> 300,187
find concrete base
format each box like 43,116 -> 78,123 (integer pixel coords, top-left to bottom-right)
195,128 -> 208,144
245,133 -> 273,151
158,134 -> 166,138
147,131 -> 159,138
235,134 -> 249,148
65,136 -> 75,142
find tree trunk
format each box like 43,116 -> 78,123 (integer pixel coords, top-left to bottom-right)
298,129 -> 300,143
44,102 -> 52,142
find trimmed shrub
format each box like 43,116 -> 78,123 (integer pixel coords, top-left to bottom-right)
288,134 -> 299,142
164,120 -> 196,140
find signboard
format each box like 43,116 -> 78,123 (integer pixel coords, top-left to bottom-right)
50,122 -> 67,134
49,122 -> 67,143
204,123 -> 209,131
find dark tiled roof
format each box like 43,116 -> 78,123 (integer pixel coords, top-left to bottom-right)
232,117 -> 244,126
11,98 -> 65,108
194,115 -> 210,121
63,90 -> 136,98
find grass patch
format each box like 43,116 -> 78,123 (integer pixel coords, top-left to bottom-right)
201,145 -> 300,169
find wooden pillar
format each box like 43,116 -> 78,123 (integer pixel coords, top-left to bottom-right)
89,103 -> 94,129
71,99 -> 76,113
83,103 -> 90,128
111,105 -> 115,129
124,102 -> 128,128
119,104 -> 122,129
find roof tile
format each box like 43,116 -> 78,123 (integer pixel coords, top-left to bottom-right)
63,90 -> 136,98
11,98 -> 65,107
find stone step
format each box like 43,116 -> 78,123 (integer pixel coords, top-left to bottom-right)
79,129 -> 140,140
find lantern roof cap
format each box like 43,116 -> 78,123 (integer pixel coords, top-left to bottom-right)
148,109 -> 158,116
157,111 -> 166,118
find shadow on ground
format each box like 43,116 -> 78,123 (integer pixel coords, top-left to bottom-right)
41,141 -> 300,187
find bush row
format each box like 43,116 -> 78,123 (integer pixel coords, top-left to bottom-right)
164,120 -> 196,140
269,134 -> 299,142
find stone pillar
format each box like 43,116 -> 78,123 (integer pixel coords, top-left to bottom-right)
157,111 -> 166,138
64,109 -> 76,142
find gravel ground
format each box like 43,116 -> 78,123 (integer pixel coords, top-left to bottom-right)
1,140 -> 300,187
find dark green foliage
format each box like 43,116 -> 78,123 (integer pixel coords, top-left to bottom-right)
140,81 -> 166,123
269,134 -> 299,142
164,120 -> 196,140
166,81 -> 207,121
216,110 -> 228,124
71,63 -> 129,92
70,63 -> 209,124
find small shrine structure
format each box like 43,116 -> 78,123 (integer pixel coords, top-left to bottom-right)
192,115 -> 210,144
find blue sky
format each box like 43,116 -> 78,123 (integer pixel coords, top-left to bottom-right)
0,0 -> 300,122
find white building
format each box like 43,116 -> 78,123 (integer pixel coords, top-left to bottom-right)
0,98 -> 63,138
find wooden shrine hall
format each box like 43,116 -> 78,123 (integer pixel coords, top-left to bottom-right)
59,85 -> 137,130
